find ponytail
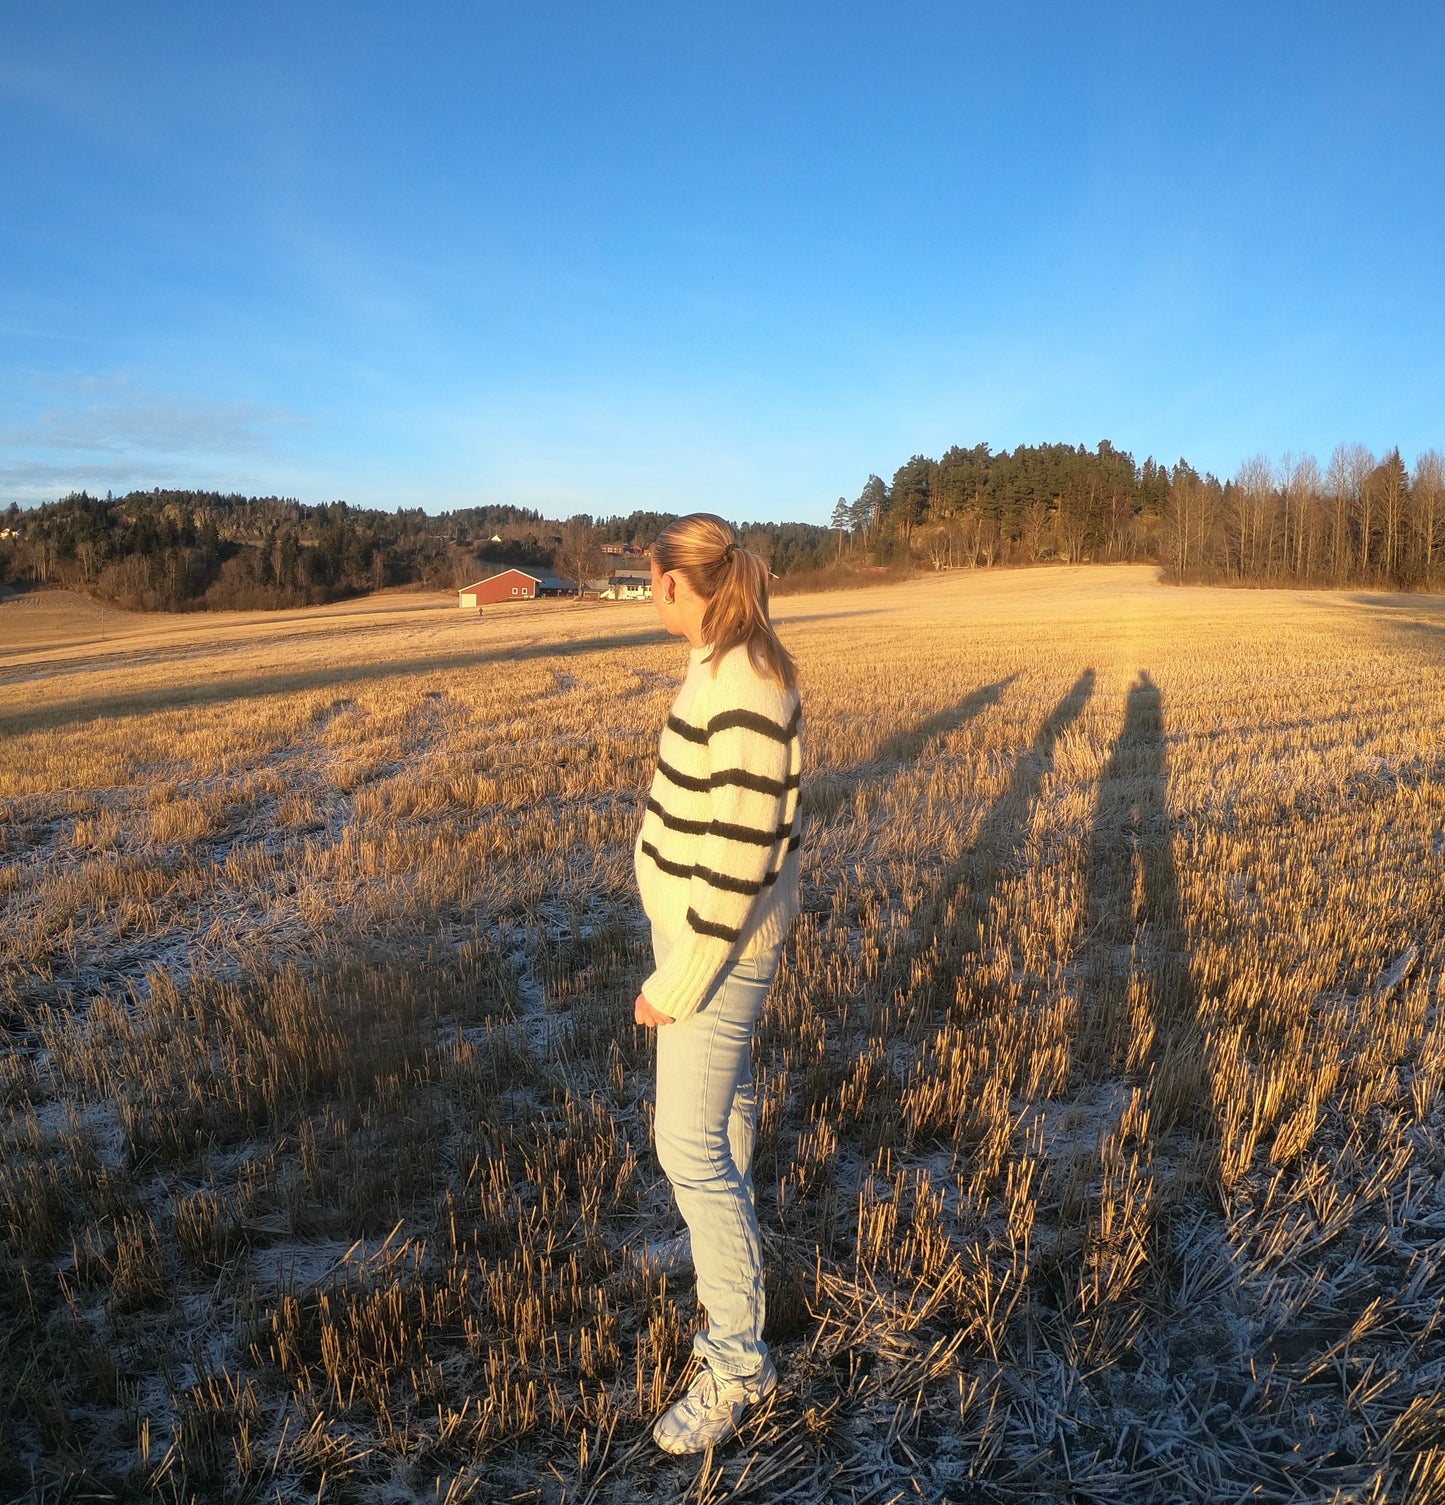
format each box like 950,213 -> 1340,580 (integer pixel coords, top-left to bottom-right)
651,513 -> 797,691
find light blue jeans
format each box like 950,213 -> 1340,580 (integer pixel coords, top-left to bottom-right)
651,926 -> 782,1379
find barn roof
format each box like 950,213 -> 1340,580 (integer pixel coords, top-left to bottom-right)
459,568 -> 543,590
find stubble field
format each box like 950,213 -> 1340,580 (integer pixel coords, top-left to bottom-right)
3,565 -> 1445,1504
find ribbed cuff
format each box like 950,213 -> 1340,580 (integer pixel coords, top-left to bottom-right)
641,934 -> 730,1022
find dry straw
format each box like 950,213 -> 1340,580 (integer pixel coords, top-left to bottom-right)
2,568 -> 1444,1501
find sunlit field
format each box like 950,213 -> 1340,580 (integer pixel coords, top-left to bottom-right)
4,566 -> 1445,1504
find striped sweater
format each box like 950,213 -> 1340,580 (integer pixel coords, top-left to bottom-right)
635,641 -> 802,1021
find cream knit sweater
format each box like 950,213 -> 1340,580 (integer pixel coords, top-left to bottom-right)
635,641 -> 802,1021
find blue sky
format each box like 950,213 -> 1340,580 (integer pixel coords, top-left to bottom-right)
3,2 -> 1442,525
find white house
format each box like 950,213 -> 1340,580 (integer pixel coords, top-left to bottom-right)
601,568 -> 652,601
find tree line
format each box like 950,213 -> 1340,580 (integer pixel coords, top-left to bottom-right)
830,440 -> 1445,588
0,491 -> 567,611
0,491 -> 838,611
9,442 -> 1439,613
1164,447 -> 1444,587
830,441 -> 1172,569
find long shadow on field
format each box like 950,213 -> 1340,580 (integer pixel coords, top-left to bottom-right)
875,667 -> 1097,1034
1358,613 -> 1445,665
1078,672 -> 1217,1176
773,602 -> 899,626
965,667 -> 1095,912
0,626 -> 673,736
1343,591 -> 1445,617
870,674 -> 1020,768
804,675 -> 1018,824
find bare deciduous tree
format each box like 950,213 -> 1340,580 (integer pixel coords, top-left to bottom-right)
957,510 -> 983,568
978,516 -> 1002,567
1165,469 -> 1218,578
1279,453 -> 1322,580
1231,455 -> 1275,578
1020,500 -> 1052,563
1413,450 -> 1445,585
1339,443 -> 1377,576
1371,449 -> 1409,582
555,519 -> 605,599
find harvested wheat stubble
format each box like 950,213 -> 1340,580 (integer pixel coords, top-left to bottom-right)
3,569 -> 1445,1503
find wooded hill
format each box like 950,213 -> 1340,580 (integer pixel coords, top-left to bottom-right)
0,491 -> 836,612
1,492 -> 546,611
5,436 -> 1442,611
835,440 -> 1445,588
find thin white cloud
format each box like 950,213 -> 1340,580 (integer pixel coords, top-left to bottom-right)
0,52 -> 155,150
0,462 -> 161,507
0,55 -> 69,110
0,462 -> 149,487
1,391 -> 310,458
77,372 -> 136,392
0,458 -> 327,508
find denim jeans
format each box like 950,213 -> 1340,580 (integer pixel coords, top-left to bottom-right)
651,926 -> 782,1379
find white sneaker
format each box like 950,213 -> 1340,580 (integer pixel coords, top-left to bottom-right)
640,1231 -> 693,1275
652,1356 -> 778,1454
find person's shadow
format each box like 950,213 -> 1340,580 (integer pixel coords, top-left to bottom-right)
1078,671 -> 1217,1184
802,674 -> 1018,825
872,667 -> 1098,1042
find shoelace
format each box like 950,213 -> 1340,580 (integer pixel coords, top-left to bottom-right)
681,1369 -> 721,1418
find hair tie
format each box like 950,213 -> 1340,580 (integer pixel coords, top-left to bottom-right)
722,542 -> 735,564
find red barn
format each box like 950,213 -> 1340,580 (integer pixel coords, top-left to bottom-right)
458,569 -> 544,607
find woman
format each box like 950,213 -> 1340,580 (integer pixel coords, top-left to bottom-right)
633,513 -> 802,1455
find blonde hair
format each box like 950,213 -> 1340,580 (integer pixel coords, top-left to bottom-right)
652,513 -> 797,691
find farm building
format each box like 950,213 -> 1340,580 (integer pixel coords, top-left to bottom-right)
459,569 -> 540,606
457,570 -> 588,607
601,568 -> 652,601
533,574 -> 580,597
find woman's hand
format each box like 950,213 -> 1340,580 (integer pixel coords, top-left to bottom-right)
635,992 -> 675,1027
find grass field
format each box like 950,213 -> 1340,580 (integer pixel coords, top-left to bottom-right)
3,567 -> 1445,1504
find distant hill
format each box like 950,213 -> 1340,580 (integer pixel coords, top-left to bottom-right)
0,491 -> 835,613
7,432 -> 1443,611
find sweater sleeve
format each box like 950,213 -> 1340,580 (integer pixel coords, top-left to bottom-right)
639,660 -> 799,1021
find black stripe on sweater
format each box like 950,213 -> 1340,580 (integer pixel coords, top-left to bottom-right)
646,797 -> 793,845
655,757 -> 712,792
640,841 -> 695,880
667,703 -> 800,747
656,759 -> 799,797
646,797 -> 711,835
705,704 -> 802,742
687,907 -> 742,942
641,842 -> 785,897
715,767 -> 801,795
714,816 -> 794,846
694,864 -> 767,896
666,715 -> 709,744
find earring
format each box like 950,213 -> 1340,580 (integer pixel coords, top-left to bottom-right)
663,592 -> 675,605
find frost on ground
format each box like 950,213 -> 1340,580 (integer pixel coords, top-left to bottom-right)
3,571 -> 1445,1503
